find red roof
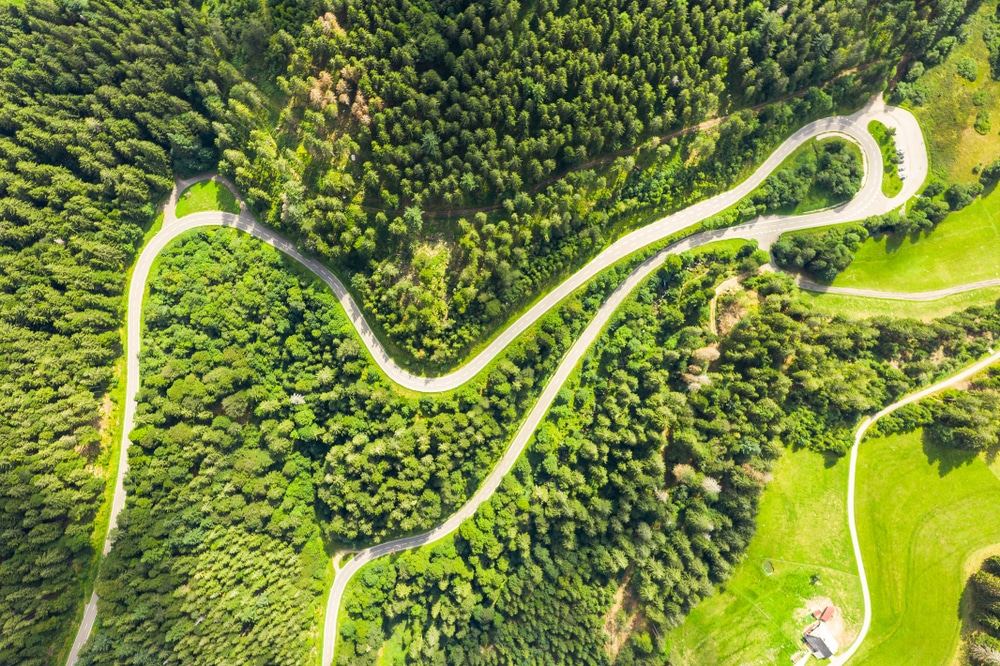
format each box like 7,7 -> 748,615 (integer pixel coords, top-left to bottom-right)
820,606 -> 834,622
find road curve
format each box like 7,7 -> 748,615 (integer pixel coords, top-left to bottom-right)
67,94 -> 926,664
320,95 -> 927,666
798,276 -> 1000,301
830,349 -> 1000,666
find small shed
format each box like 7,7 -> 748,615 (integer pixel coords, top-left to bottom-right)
803,620 -> 839,659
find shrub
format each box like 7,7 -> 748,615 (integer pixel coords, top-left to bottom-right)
945,182 -> 983,210
976,108 -> 992,135
892,80 -> 930,105
981,159 -> 1000,186
958,56 -> 979,81
771,224 -> 869,282
923,180 -> 947,198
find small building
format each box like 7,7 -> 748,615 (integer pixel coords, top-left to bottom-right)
803,620 -> 839,659
812,606 -> 834,622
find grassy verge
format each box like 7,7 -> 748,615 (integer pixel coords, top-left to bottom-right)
176,179 -> 240,217
663,448 -> 862,665
868,120 -> 903,197
831,188 -> 1000,291
796,286 -> 1000,321
853,430 -> 1000,664
902,2 -> 1000,184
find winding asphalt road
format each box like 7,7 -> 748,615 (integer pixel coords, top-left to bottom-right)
67,94 -> 938,664
830,349 -> 1000,666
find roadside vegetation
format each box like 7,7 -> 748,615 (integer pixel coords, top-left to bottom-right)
780,139 -> 865,214
894,1 -> 1000,185
664,360 -> 1000,666
212,0 -> 967,370
175,180 -> 241,218
336,261 -> 1000,665
868,120 -> 904,197
832,187 -> 1000,290
772,223 -> 870,283
662,448 -> 862,665
0,3 -> 225,663
844,365 -> 1000,664
0,0 -> 985,662
807,1 -> 1000,291
699,137 -> 864,234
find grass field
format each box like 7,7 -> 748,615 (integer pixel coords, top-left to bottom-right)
175,179 -> 240,218
853,430 -> 1000,665
797,286 -> 1000,321
905,2 -> 1000,184
868,120 -> 903,197
830,189 -> 1000,291
663,448 -> 862,665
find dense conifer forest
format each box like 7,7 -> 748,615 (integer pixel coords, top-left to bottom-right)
0,0 -> 987,664
217,0 -> 977,364
0,2 -> 225,663
74,227 -> 635,664
968,555 -> 1000,664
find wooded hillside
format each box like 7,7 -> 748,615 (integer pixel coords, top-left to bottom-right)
217,0 -> 978,365
0,2 -> 225,663
75,227 -> 634,664
0,0 -> 985,663
335,249 -> 1000,665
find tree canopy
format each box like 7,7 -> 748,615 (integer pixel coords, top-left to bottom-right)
0,0 -> 985,662
0,1 -> 225,662
336,252 -> 1000,665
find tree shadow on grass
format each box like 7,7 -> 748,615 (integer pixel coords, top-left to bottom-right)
957,573 -> 978,646
867,231 -> 904,255
821,450 -> 842,470
985,441 -> 1000,469
921,429 -> 980,477
871,229 -> 930,255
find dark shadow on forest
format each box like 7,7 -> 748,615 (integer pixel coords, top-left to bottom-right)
921,429 -> 979,477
